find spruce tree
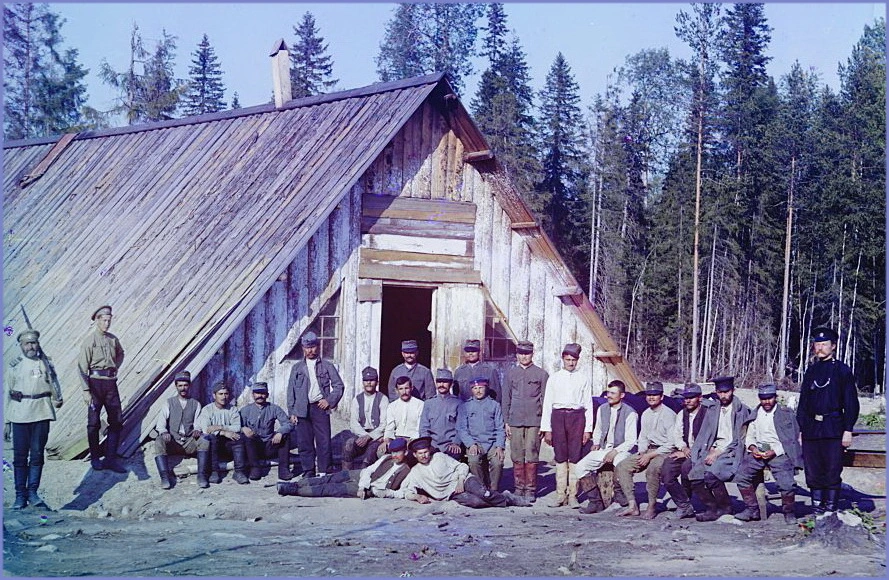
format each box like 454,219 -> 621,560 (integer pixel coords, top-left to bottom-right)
230,91 -> 241,109
290,11 -> 337,98
183,33 -> 226,116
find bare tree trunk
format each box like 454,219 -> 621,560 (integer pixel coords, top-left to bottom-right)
778,157 -> 795,379
844,248 -> 862,366
702,226 -> 718,378
590,173 -> 603,306
690,106 -> 704,382
836,224 -> 847,338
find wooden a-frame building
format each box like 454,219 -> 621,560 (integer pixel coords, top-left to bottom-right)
4,53 -> 641,461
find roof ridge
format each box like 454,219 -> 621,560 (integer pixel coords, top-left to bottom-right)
3,72 -> 449,149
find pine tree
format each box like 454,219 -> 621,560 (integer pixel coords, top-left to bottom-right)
376,3 -> 484,92
183,33 -> 226,116
230,91 -> 241,109
4,3 -> 89,139
290,11 -> 337,98
535,53 -> 586,276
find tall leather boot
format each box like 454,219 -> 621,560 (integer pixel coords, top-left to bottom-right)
665,479 -> 695,518
208,438 -> 222,484
88,429 -> 103,471
231,443 -> 250,485
244,439 -> 262,480
155,455 -> 173,490
567,463 -> 580,508
524,462 -> 538,503
824,488 -> 841,512
549,462 -> 569,507
781,491 -> 797,524
196,450 -> 210,488
733,485 -> 761,521
710,480 -> 733,516
512,462 -> 526,497
490,457 -> 503,492
810,489 -> 824,514
277,444 -> 294,481
102,430 -> 127,473
579,473 -> 606,514
693,480 -> 719,521
12,466 -> 28,509
27,464 -> 47,509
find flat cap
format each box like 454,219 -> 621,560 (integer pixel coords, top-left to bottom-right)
361,366 -> 378,381
91,305 -> 113,320
174,370 -> 192,383
644,381 -> 664,395
388,437 -> 408,452
516,340 -> 534,354
471,376 -> 490,386
810,327 -> 839,343
463,339 -> 481,352
435,368 -> 454,382
562,343 -> 582,358
301,331 -> 319,347
251,381 -> 269,392
408,436 -> 433,452
757,383 -> 778,399
211,381 -> 228,393
681,383 -> 702,398
711,376 -> 735,391
17,329 -> 39,343
401,339 -> 418,353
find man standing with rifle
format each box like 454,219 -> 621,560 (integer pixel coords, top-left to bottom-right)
5,310 -> 64,509
77,305 -> 127,473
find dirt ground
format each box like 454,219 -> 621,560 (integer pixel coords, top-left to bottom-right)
3,389 -> 886,577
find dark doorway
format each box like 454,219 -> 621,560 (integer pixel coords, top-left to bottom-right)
379,285 -> 434,398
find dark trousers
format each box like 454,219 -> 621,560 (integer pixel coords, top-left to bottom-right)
802,438 -> 844,490
451,474 -> 509,509
735,452 -> 796,492
244,434 -> 290,469
297,403 -> 333,475
342,435 -> 383,468
291,470 -> 361,497
12,421 -> 50,469
86,378 -> 123,456
551,408 -> 585,464
208,434 -> 245,461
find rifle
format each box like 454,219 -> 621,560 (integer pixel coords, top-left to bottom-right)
20,305 -> 63,403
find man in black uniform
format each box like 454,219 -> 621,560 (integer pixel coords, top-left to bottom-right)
796,326 -> 859,513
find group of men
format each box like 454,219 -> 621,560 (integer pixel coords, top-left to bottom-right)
5,301 -> 860,519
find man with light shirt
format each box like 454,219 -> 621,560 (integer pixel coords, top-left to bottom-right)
614,381 -> 676,519
286,330 -> 344,478
195,381 -> 249,485
341,366 -> 388,470
540,343 -> 594,508
152,370 -> 210,489
574,380 -> 639,514
379,375 -> 424,457
733,383 -> 803,524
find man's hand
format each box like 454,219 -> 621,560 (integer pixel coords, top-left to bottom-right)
242,427 -> 255,438
841,430 -> 853,448
543,432 -> 552,446
289,415 -> 299,425
317,399 -> 330,411
190,429 -> 202,439
414,495 -> 431,504
271,432 -> 283,445
603,449 -> 618,465
591,444 -> 601,452
53,399 -> 63,409
357,435 -> 372,447
669,449 -> 686,460
81,391 -> 94,405
493,447 -> 504,462
468,443 -> 481,456
636,452 -> 652,469
446,443 -> 462,455
382,437 -> 391,452
223,430 -> 241,441
704,448 -> 721,466
505,424 -> 511,439
357,488 -> 368,500
582,431 -> 591,445
160,432 -> 172,443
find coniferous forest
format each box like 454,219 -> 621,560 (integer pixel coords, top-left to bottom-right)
4,3 -> 885,391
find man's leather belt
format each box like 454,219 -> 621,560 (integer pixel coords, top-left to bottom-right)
90,369 -> 117,378
10,391 -> 51,400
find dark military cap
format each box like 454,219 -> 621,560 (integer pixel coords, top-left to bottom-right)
682,383 -> 703,398
174,370 -> 191,383
757,383 -> 778,399
251,381 -> 269,392
91,305 -> 113,320
408,436 -> 433,452
211,381 -> 228,393
644,381 -> 664,395
562,343 -> 582,358
401,339 -> 418,353
516,340 -> 534,354
301,331 -> 319,347
471,376 -> 490,386
435,368 -> 454,382
361,366 -> 378,381
17,329 -> 40,343
389,437 -> 408,452
711,376 -> 735,391
810,327 -> 839,343
463,339 -> 481,352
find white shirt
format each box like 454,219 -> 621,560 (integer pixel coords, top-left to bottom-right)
357,453 -> 407,498
306,358 -> 322,403
744,406 -> 785,457
384,397 -> 424,439
154,396 -> 192,436
394,452 -> 470,501
540,368 -> 594,432
637,404 -> 676,454
591,403 -> 638,454
349,392 -> 388,439
714,404 -> 733,451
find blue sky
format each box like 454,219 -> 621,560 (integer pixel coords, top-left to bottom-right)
49,2 -> 885,118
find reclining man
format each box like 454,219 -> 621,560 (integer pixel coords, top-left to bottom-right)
153,371 -> 210,489
277,437 -> 411,499
195,381 -> 250,485
395,437 -> 528,508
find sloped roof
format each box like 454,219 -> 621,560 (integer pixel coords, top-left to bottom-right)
3,74 -> 446,458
